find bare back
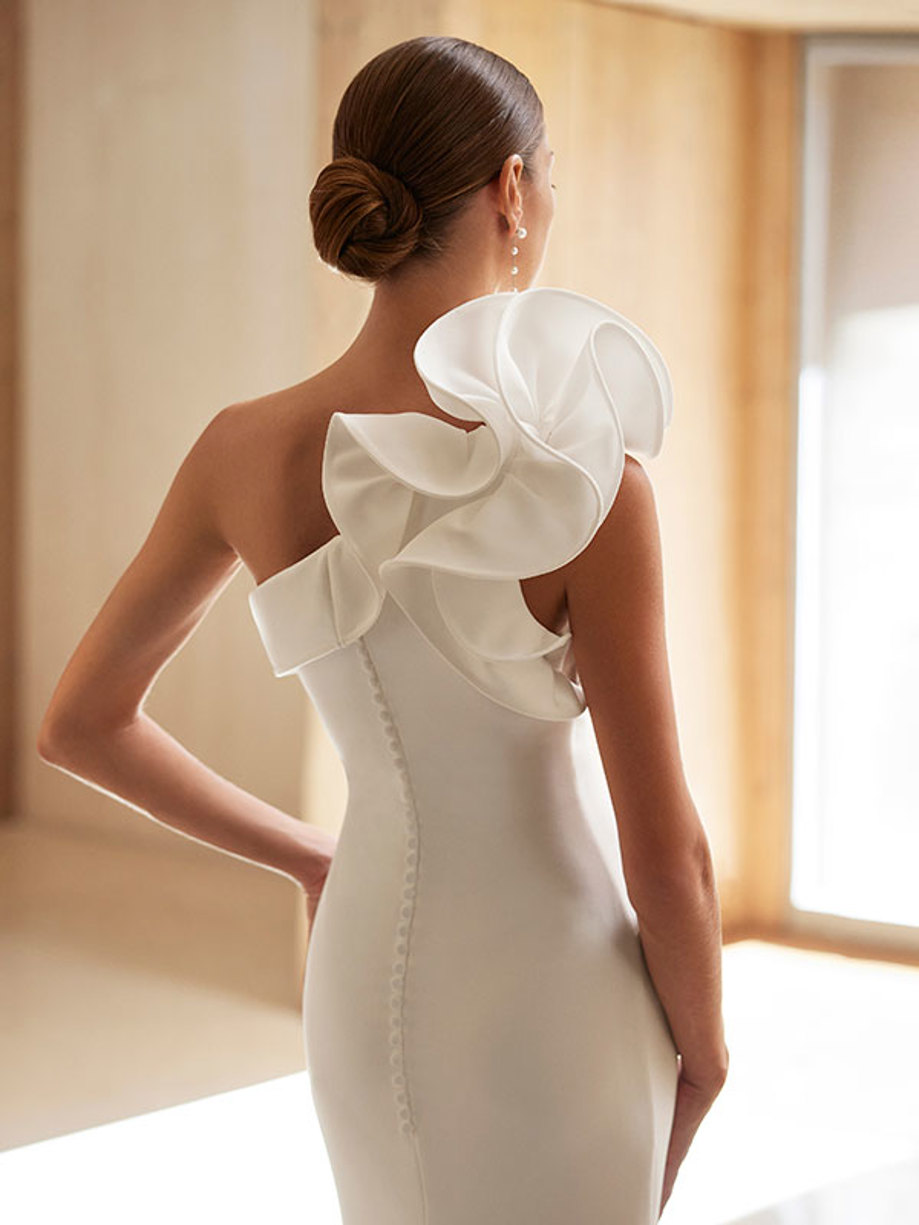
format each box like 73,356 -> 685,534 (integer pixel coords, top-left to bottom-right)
219,370 -> 571,639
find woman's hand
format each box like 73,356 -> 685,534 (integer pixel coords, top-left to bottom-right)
304,888 -> 323,929
296,826 -> 338,928
658,1052 -> 729,1218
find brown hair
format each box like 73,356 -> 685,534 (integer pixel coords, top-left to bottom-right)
309,36 -> 545,283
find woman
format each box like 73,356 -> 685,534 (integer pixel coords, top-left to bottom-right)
38,34 -> 728,1225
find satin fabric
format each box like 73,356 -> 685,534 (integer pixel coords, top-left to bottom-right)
248,286 -> 679,1224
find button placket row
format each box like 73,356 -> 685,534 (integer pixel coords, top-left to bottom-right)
356,636 -> 420,1139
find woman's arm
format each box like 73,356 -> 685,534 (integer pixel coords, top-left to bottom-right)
562,455 -> 728,1087
36,407 -> 336,899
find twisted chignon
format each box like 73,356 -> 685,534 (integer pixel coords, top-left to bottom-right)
309,154 -> 425,281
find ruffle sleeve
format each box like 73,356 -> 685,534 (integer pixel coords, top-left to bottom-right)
247,285 -> 674,721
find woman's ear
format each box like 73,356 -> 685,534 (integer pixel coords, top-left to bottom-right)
497,152 -> 525,231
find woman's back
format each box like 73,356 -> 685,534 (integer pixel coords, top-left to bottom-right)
224,350 -> 569,647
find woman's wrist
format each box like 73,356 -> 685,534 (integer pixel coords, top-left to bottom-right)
292,823 -> 338,896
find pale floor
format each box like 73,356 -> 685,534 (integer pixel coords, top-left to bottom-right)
2,825 -> 919,1224
0,819 -> 305,1149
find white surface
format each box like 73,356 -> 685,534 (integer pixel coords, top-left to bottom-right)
663,941 -> 919,1224
1,1072 -> 341,1225
725,1156 -> 919,1224
2,940 -> 918,1224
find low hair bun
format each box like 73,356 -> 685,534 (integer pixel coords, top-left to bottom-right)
311,37 -> 545,285
309,154 -> 424,282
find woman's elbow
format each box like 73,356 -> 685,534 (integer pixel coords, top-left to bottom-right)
624,824 -> 717,918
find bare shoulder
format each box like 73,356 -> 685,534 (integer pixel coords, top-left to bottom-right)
205,378 -> 322,464
194,377 -> 323,481
201,379 -> 338,580
185,390 -> 278,475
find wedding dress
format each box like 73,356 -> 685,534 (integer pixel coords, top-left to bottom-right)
248,286 -> 680,1224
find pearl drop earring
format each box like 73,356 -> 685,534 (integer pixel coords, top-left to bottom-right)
511,224 -> 527,293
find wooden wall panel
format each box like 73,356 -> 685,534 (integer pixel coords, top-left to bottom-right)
560,6 -> 757,921
0,0 -> 20,818
737,32 -> 801,930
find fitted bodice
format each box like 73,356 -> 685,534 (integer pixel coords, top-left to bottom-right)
296,592 -> 578,805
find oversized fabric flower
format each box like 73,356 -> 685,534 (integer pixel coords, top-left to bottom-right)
248,286 -> 673,721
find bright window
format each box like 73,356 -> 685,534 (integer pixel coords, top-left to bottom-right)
791,37 -> 919,932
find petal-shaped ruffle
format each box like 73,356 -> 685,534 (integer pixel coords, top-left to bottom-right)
248,285 -> 674,721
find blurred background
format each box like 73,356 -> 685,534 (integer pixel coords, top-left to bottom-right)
1,2 -> 917,1223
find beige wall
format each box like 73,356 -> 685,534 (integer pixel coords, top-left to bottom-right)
20,0 -> 321,853
12,1 -> 802,942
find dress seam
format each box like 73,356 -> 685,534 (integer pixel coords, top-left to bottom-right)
354,634 -> 429,1223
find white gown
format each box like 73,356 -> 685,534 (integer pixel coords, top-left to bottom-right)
248,286 -> 680,1224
